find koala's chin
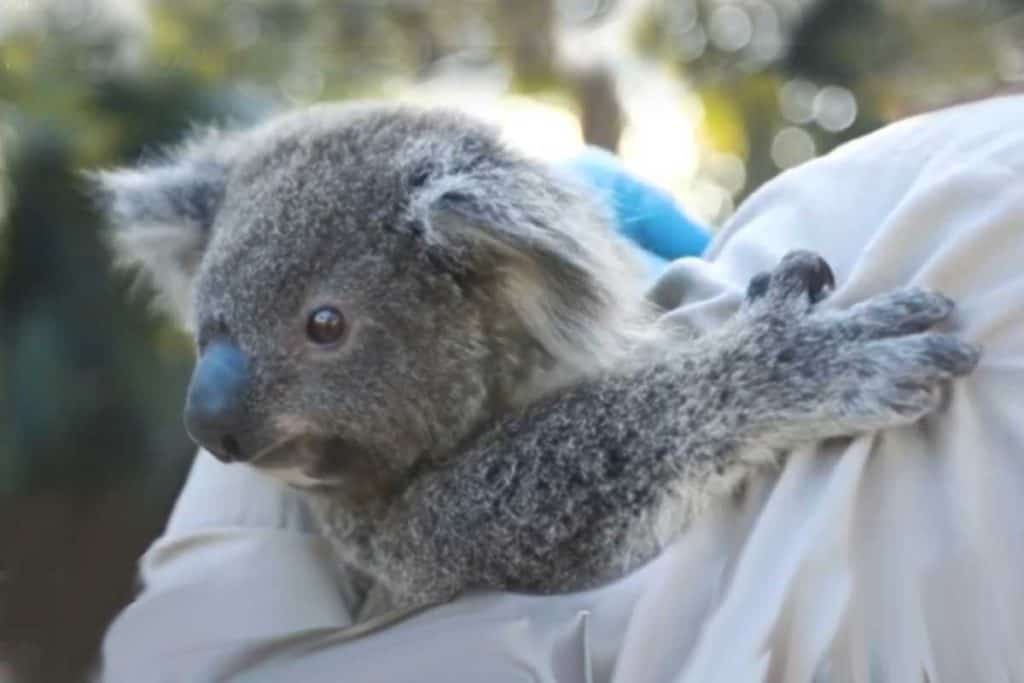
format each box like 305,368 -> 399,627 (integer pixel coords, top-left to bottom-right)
253,434 -> 409,504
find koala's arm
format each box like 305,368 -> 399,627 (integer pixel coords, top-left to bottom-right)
321,252 -> 979,607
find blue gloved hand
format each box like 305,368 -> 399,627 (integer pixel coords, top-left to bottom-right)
562,147 -> 709,266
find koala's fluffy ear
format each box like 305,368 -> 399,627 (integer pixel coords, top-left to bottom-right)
410,165 -> 651,372
92,151 -> 228,328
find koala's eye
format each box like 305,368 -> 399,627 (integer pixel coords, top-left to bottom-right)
306,306 -> 347,345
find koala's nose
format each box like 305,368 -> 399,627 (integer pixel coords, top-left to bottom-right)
184,342 -> 251,463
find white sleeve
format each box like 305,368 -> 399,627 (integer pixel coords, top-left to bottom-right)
101,94 -> 1024,683
100,451 -> 361,681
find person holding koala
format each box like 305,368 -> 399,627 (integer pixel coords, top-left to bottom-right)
100,94 -> 1024,682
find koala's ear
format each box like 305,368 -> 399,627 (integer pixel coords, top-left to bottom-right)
92,155 -> 228,327
410,167 -> 650,371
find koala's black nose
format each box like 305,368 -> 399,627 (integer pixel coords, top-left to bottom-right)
184,342 -> 251,463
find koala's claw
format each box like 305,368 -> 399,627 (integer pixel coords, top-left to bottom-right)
839,288 -> 956,340
910,333 -> 981,377
850,333 -> 980,425
745,250 -> 836,308
745,272 -> 772,300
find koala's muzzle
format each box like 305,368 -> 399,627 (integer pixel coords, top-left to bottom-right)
184,342 -> 251,463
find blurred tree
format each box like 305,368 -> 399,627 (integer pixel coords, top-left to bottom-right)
0,10 -> 268,681
634,0 -> 1023,200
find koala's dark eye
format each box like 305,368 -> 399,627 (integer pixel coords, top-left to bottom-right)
306,306 -> 346,345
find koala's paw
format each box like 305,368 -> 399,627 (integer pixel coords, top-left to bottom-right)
743,250 -> 835,310
734,251 -> 980,442
824,291 -> 979,428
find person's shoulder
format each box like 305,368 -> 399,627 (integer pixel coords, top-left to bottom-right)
828,93 -> 1024,173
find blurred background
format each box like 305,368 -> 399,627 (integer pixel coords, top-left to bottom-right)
0,0 -> 1022,680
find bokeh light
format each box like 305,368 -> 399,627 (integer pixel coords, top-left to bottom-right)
677,25 -> 709,61
707,5 -> 753,52
779,79 -> 818,124
771,126 -> 817,169
813,85 -> 858,132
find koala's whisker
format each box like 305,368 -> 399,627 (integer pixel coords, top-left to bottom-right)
247,435 -> 305,465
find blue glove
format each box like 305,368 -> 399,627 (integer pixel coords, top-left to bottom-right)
562,147 -> 709,266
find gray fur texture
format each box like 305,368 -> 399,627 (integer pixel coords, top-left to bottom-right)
96,103 -> 980,611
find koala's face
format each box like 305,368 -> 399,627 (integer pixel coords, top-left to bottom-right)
97,103 -> 641,502
186,125 -> 502,499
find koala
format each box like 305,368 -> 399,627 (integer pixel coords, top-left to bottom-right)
95,102 -> 979,613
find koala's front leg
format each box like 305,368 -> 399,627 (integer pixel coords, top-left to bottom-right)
322,251 -> 979,606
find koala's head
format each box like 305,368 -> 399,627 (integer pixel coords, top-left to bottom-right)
95,103 -> 647,502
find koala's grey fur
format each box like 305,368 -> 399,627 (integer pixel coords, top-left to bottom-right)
96,102 -> 979,612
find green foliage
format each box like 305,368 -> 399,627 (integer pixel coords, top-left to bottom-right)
0,14 -> 276,499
